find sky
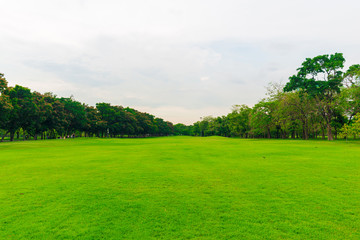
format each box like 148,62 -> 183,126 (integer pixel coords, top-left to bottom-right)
1,0 -> 360,124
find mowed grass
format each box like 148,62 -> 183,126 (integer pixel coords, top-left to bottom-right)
0,137 -> 359,239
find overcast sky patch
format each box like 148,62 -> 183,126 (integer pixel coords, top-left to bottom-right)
1,0 -> 360,124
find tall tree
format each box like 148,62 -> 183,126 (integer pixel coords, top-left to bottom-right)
42,93 -> 67,138
4,85 -> 36,141
0,74 -> 13,141
343,64 -> 360,87
60,97 -> 87,136
279,92 -> 316,139
0,73 -> 7,94
25,92 -> 46,140
340,64 -> 360,119
250,100 -> 275,138
284,53 -> 345,140
227,105 -> 251,138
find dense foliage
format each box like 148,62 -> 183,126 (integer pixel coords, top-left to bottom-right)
0,74 -> 173,141
175,53 -> 360,140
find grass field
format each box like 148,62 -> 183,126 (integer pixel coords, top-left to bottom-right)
0,137 -> 359,239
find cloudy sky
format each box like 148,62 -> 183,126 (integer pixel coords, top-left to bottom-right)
1,0 -> 360,124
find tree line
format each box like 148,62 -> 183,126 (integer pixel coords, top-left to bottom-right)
174,53 -> 360,140
0,74 -> 173,141
1,53 -> 360,142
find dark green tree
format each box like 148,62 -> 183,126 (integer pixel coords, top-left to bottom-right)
60,97 -> 87,136
250,100 -> 275,138
284,53 -> 346,140
227,105 -> 251,138
4,85 -> 36,141
0,74 -> 13,141
26,92 -> 53,140
0,73 -> 7,94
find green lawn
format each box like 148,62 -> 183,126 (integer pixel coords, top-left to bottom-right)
0,137 -> 359,239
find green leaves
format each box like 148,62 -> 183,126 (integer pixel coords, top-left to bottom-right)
344,64 -> 360,87
284,53 -> 345,97
339,113 -> 360,138
283,53 -> 348,140
0,73 -> 8,94
0,74 -> 175,140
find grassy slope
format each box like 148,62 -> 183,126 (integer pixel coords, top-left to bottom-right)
0,137 -> 359,239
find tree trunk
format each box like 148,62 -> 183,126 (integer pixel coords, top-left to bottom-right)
302,126 -> 306,140
304,121 -> 309,140
327,122 -> 333,141
10,132 -> 15,142
1,131 -> 9,142
304,129 -> 308,140
282,130 -> 287,139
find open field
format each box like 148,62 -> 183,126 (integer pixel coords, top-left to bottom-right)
0,137 -> 359,239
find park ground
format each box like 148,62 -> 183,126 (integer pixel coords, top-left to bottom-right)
0,136 -> 359,239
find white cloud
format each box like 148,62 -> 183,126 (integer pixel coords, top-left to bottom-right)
200,77 -> 210,82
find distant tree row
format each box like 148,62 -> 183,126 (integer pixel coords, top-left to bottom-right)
2,53 -> 360,141
174,53 -> 360,140
0,74 -> 173,141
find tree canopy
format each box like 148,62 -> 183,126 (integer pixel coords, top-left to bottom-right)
0,74 -> 174,141
177,53 -> 360,140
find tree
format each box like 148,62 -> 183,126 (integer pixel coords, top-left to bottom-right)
199,116 -> 213,136
213,116 -> 230,137
0,73 -> 8,94
26,92 -> 53,140
343,64 -> 360,87
96,103 -> 116,137
265,82 -> 292,139
84,105 -> 102,137
60,97 -> 87,136
279,92 -> 316,139
250,100 -> 275,138
3,85 -> 37,141
174,123 -> 193,135
0,73 -> 176,140
42,93 -> 68,138
339,113 -> 360,139
340,65 -> 360,119
227,105 -> 251,137
284,53 -> 345,140
0,73 -> 13,141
